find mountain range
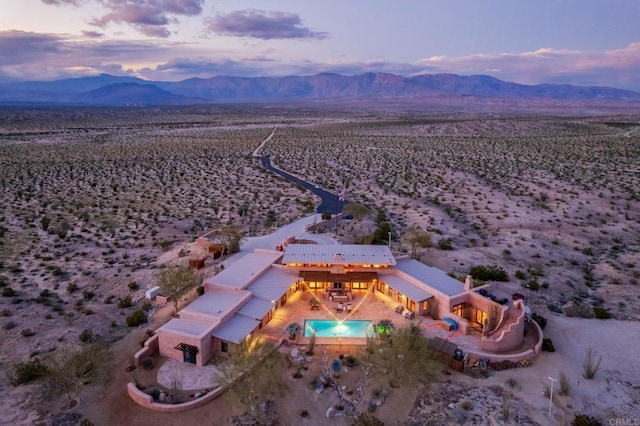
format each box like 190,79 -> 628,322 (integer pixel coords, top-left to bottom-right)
1,72 -> 639,106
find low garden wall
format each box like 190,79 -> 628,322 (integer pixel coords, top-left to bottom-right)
465,319 -> 543,364
134,334 -> 159,366
304,213 -> 344,233
127,383 -> 226,412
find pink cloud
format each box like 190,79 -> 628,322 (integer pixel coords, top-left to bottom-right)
206,9 -> 328,40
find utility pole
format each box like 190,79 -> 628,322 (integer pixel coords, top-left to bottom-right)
388,231 -> 392,249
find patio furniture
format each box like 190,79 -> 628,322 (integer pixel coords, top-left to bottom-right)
346,303 -> 353,312
395,305 -> 404,314
335,303 -> 344,312
403,310 -> 415,319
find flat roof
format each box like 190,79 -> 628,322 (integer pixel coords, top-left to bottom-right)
395,258 -> 465,296
158,318 -> 213,337
238,297 -> 275,320
206,250 -> 284,289
283,244 -> 396,266
382,274 -> 433,302
213,314 -> 261,344
247,267 -> 299,302
181,290 -> 247,320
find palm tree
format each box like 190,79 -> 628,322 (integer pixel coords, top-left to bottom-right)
284,322 -> 301,340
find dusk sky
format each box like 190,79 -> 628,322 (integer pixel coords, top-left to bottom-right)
1,0 -> 639,90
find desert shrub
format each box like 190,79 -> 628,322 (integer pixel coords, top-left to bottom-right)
0,308 -> 11,317
460,400 -> 473,410
565,301 -> 594,318
506,377 -> 517,388
8,358 -> 48,386
309,376 -> 323,390
126,310 -> 148,327
2,287 -> 17,297
514,270 -> 527,280
532,313 -> 547,329
118,296 -> 133,308
352,412 -> 384,426
21,328 -> 35,337
559,370 -> 570,396
527,276 -> 540,291
542,338 -> 555,352
437,238 -> 453,250
469,264 -> 509,281
344,355 -> 357,368
307,331 -> 317,356
67,282 -> 78,294
128,281 -> 139,291
371,387 -> 383,399
104,295 -> 115,304
321,212 -> 332,220
593,306 -> 612,319
572,414 -> 601,426
582,347 -> 602,380
4,320 -> 16,330
52,266 -> 66,276
78,329 -> 95,343
547,303 -> 563,314
145,386 -> 161,400
141,357 -> 154,370
141,300 -> 153,312
196,285 -> 205,296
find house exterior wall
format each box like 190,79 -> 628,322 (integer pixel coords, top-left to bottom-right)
157,329 -> 210,367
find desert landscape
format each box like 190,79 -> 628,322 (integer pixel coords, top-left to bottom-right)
1,102 -> 640,425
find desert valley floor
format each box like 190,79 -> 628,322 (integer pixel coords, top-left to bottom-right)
1,102 -> 639,425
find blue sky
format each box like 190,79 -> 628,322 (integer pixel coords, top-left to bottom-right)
1,0 -> 639,90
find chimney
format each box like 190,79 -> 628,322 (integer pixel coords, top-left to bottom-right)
464,275 -> 473,292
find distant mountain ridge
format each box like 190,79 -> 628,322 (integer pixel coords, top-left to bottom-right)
0,72 -> 638,106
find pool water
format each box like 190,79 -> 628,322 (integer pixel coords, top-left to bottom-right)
304,319 -> 373,338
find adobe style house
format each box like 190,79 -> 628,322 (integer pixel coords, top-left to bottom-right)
155,244 -> 528,366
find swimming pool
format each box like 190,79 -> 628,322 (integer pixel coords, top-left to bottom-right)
304,319 -> 373,338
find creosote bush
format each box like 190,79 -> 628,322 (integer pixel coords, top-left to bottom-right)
531,313 -> 547,329
469,264 -> 509,281
126,310 -> 148,327
8,358 -> 48,386
542,338 -> 555,352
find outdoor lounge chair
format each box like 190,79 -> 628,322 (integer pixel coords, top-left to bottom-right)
346,303 -> 353,312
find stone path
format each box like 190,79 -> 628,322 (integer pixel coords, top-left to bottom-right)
157,359 -> 219,391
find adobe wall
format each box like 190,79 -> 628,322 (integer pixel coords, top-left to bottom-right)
157,330 -> 209,367
127,382 -> 227,412
481,300 -> 526,352
466,318 -> 543,363
134,334 -> 159,365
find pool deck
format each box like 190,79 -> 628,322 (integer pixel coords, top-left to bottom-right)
259,288 -> 484,353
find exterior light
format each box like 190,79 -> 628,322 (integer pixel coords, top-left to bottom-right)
548,376 -> 558,417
